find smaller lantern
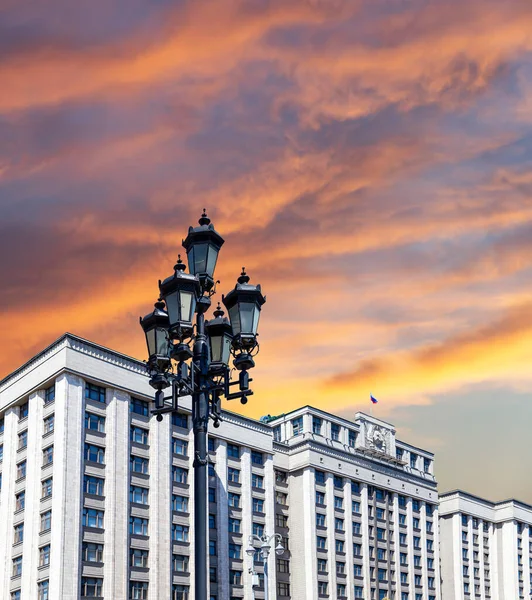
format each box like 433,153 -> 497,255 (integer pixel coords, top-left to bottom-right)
205,303 -> 233,371
222,268 -> 266,350
159,255 -> 200,339
139,300 -> 170,370
182,210 -> 225,292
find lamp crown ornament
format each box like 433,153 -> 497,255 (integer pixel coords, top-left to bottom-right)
238,266 -> 250,284
174,254 -> 186,272
198,208 -> 211,226
213,302 -> 224,318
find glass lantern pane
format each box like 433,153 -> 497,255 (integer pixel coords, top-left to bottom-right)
165,292 -> 180,326
180,291 -> 194,324
206,246 -> 218,278
210,336 -> 222,363
229,305 -> 241,335
252,306 -> 260,334
222,334 -> 232,365
239,302 -> 256,334
155,328 -> 168,355
191,243 -> 208,275
146,329 -> 156,356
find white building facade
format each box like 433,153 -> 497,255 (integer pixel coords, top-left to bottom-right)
0,333 -> 441,600
439,490 -> 532,600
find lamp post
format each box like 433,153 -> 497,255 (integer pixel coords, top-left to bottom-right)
246,533 -> 285,600
139,210 -> 266,600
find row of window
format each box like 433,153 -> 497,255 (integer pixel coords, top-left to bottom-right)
315,492 -> 434,516
316,536 -> 433,556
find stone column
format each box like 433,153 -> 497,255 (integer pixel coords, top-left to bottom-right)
49,372 -> 84,600
148,411 -> 171,600
420,502 -> 429,600
241,448 -> 253,595
325,474 -> 338,597
21,390 -> 45,598
391,493 -> 400,592
215,440 -> 230,600
433,505 -> 442,600
264,453 -> 276,600
0,408 -> 20,599
343,479 -> 355,600
103,388 -> 130,599
360,483 -> 371,599
406,497 -> 416,595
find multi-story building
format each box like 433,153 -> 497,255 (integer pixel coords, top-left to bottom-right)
439,490 -> 532,600
0,333 -> 442,600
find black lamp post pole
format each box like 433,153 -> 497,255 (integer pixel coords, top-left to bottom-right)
192,311 -> 209,600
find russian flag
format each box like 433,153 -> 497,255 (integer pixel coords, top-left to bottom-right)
370,394 -> 378,404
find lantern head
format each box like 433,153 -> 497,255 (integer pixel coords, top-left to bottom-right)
205,303 -> 233,372
139,300 -> 170,373
182,210 -> 225,293
158,255 -> 200,339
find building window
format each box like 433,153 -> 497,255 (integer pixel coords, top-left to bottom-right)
172,413 -> 188,428
42,478 -> 53,498
353,523 -> 361,535
276,513 -> 288,527
316,513 -> 325,527
348,430 -> 356,447
172,494 -> 188,512
208,487 -> 216,502
333,475 -> 343,489
15,490 -> 25,511
44,385 -> 55,405
173,553 -> 188,572
317,536 -> 326,549
172,523 -> 189,541
277,558 -> 289,573
131,426 -> 149,445
131,455 -> 149,474
228,467 -> 240,483
81,577 -> 103,597
316,491 -> 325,505
84,475 -> 104,496
251,451 -> 263,465
353,543 -> 362,556
131,548 -> 149,568
130,485 -> 149,505
249,471 -> 263,488
229,569 -> 242,585
335,518 -> 344,532
18,430 -> 28,450
11,591 -> 21,600
37,580 -> 49,600
273,425 -> 281,441
252,498 -> 264,513
276,491 -> 288,505
229,543 -> 242,559
228,493 -> 240,508
352,500 -> 360,513
82,542 -> 104,563
14,523 -> 24,544
252,522 -> 264,537
334,495 -> 343,509
172,438 -> 188,456
331,423 -> 340,441
312,416 -> 322,435
423,458 -> 431,473
227,444 -> 240,459
410,453 -> 417,469
278,582 -> 290,597
318,581 -> 328,595
229,518 -> 241,533
43,414 -> 55,434
172,585 -> 189,600
172,466 -> 188,485
42,445 -> 54,466
12,555 -> 23,576
315,470 -> 326,485
337,583 -> 346,597
84,443 -> 104,464
16,460 -> 27,480
412,499 -> 420,512
208,437 -> 215,452
19,401 -> 29,419
292,416 -> 303,436
40,510 -> 52,532
209,540 -> 217,555
85,383 -> 106,404
83,508 -> 104,528
131,517 -> 149,536
85,412 -> 105,432
317,558 -> 328,572
131,397 -> 150,416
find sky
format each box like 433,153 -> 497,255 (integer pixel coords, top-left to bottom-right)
1,0 -> 532,502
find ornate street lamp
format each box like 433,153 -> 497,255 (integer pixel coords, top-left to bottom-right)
246,533 -> 285,600
139,210 -> 265,600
